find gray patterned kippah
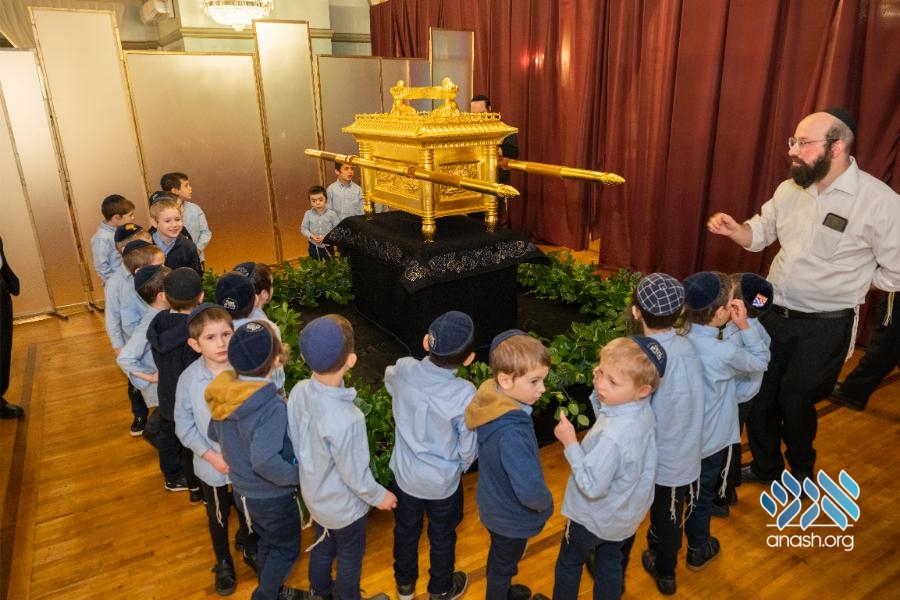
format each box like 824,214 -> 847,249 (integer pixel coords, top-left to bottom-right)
636,273 -> 685,317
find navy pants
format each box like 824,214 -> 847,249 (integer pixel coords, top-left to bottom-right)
840,294 -> 900,405
485,531 -> 529,600
392,481 -> 463,595
240,492 -> 301,600
553,521 -> 633,600
684,448 -> 727,549
308,242 -> 335,261
200,481 -> 255,563
646,481 -> 696,577
127,380 -> 148,419
309,514 -> 367,600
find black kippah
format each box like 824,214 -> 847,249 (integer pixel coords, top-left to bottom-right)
822,107 -> 857,137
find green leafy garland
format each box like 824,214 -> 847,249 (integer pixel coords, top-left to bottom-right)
205,253 -> 636,485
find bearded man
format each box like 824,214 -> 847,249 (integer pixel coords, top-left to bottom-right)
706,108 -> 900,485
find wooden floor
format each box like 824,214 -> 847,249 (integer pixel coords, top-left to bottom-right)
3,299 -> 900,598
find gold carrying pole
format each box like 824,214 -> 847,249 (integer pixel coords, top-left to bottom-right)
499,158 -> 625,185
305,149 -> 521,199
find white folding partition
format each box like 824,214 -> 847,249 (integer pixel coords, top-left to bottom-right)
30,8 -> 150,301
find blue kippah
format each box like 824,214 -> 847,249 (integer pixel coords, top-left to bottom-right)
631,335 -> 667,377
428,311 -> 475,357
683,272 -> 722,311
489,328 -> 528,357
300,316 -> 346,373
229,321 -> 274,374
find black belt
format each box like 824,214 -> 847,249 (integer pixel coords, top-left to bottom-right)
770,304 -> 855,320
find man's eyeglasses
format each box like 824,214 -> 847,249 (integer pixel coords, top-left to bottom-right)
788,137 -> 829,149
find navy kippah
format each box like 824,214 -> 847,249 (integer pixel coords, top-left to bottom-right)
229,321 -> 274,374
114,223 -> 143,244
428,311 -> 475,357
122,239 -> 152,256
134,263 -> 162,292
215,273 -> 255,315
683,272 -> 722,311
489,328 -> 528,357
188,302 -> 223,324
739,273 -> 773,312
164,267 -> 202,301
300,316 -> 346,373
631,336 -> 667,377
233,262 -> 256,278
822,106 -> 857,137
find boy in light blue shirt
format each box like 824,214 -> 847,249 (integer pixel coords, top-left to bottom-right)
117,264 -> 170,426
175,304 -> 256,595
106,237 -> 161,436
714,272 -> 774,514
287,315 -> 397,600
681,271 -> 770,571
326,162 -> 364,223
386,311 -> 477,600
302,185 -> 340,260
90,194 -> 136,284
631,273 -> 705,596
552,336 -> 663,600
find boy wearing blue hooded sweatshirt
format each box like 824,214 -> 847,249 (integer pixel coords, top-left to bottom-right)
287,315 -> 396,600
463,330 -> 554,600
206,321 -> 305,600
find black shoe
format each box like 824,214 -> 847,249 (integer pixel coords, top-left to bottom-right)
164,476 -> 189,492
309,589 -> 332,600
189,487 -> 203,503
129,415 -> 146,436
429,572 -> 468,600
0,399 -> 24,419
830,384 -> 867,411
641,549 -> 676,595
710,501 -> 730,518
507,584 -> 532,600
397,582 -> 415,600
686,537 -> 720,571
212,559 -> 236,596
278,587 -> 311,600
740,464 -> 773,485
531,595 -> 550,600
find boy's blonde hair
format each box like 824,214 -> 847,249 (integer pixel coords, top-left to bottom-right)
600,337 -> 661,391
490,334 -> 550,378
149,198 -> 181,220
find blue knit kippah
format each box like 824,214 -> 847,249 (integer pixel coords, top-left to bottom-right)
683,272 -> 721,311
229,321 -> 274,374
300,316 -> 346,373
428,311 -> 475,357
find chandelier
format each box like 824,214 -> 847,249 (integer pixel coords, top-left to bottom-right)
200,0 -> 274,32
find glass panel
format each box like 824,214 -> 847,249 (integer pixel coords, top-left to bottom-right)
430,29 -> 474,112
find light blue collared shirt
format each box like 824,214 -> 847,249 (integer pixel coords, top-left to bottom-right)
104,264 -> 149,349
562,395 -> 657,541
182,201 -> 212,260
723,317 -> 771,403
175,358 -> 228,487
91,221 -> 120,284
326,180 -> 364,223
386,357 -> 477,500
646,329 -> 705,487
687,323 -> 771,457
287,377 -> 388,530
116,306 -> 161,407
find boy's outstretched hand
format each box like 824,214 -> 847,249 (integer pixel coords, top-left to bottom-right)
377,490 -> 398,510
554,411 -> 577,447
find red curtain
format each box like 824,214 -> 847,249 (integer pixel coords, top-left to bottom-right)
371,0 -> 900,278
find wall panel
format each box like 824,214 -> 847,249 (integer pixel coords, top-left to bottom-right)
125,52 -> 276,270
30,8 -> 150,301
0,50 -> 85,309
255,21 -> 319,262
430,28 -> 474,110
316,55 -> 382,158
0,87 -> 54,317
